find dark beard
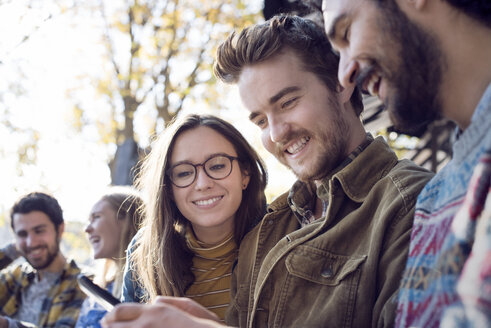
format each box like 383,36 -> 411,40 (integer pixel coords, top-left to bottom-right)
27,235 -> 61,270
380,3 -> 444,134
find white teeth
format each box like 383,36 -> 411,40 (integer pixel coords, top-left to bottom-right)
287,136 -> 310,154
367,73 -> 381,97
194,196 -> 222,206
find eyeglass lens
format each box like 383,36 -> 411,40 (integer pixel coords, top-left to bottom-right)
170,155 -> 234,187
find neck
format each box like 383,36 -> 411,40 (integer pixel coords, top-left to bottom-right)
313,123 -> 367,186
192,226 -> 233,246
38,253 -> 66,280
425,6 -> 491,129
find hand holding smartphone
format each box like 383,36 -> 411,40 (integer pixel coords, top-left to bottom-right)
77,274 -> 121,311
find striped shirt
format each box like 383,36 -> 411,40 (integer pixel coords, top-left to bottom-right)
185,230 -> 237,321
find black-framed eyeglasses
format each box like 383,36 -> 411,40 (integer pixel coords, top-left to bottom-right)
167,154 -> 239,188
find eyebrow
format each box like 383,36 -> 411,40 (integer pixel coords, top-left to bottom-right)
16,224 -> 47,234
171,152 -> 234,167
248,86 -> 301,122
327,13 -> 347,40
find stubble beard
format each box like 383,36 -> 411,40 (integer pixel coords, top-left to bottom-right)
274,112 -> 349,182
25,234 -> 61,270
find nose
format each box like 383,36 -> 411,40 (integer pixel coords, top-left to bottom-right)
25,233 -> 39,249
268,116 -> 290,144
194,166 -> 214,190
85,221 -> 93,233
338,53 -> 360,90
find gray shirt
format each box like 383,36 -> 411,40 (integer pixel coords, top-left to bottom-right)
7,271 -> 61,328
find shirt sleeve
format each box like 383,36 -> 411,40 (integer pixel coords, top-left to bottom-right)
0,244 -> 18,270
121,233 -> 146,303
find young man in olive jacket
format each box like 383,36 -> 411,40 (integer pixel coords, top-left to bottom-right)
102,15 -> 433,328
213,15 -> 433,328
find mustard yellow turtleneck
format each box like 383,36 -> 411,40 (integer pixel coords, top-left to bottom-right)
185,229 -> 238,321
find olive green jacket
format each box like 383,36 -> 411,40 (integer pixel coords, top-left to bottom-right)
225,137 -> 433,328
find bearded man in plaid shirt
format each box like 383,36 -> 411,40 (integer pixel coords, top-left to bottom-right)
0,192 -> 86,328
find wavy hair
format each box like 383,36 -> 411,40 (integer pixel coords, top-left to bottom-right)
214,14 -> 363,116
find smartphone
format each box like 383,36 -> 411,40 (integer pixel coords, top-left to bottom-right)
77,274 -> 121,311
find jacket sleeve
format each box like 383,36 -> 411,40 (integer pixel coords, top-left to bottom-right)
374,204 -> 414,328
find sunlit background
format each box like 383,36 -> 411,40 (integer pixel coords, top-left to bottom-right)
0,0 -> 451,265
0,0 -> 297,262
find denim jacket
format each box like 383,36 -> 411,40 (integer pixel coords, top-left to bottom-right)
225,137 -> 434,328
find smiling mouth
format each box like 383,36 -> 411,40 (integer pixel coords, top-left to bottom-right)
286,136 -> 310,155
366,73 -> 381,97
193,196 -> 223,206
357,66 -> 382,98
89,236 -> 101,244
28,247 -> 46,257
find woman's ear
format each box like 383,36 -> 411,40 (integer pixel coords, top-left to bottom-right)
241,170 -> 251,190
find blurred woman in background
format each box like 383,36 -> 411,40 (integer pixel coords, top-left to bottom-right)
75,188 -> 143,328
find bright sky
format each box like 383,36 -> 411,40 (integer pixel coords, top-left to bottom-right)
0,0 -> 112,223
0,0 -> 295,231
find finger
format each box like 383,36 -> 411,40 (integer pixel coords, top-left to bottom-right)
102,303 -> 145,323
154,296 -> 220,321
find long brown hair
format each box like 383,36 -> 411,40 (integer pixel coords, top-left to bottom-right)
132,114 -> 267,301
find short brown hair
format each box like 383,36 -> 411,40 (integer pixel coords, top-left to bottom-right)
214,14 -> 363,116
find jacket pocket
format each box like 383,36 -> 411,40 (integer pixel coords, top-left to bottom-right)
285,245 -> 366,285
273,246 -> 367,327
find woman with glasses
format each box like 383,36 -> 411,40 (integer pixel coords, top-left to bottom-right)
121,114 -> 267,321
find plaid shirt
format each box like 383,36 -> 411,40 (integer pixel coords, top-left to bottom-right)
0,250 -> 86,328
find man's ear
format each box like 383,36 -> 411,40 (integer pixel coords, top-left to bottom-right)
57,222 -> 65,236
337,84 -> 355,105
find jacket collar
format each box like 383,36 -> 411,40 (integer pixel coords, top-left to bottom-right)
20,258 -> 80,286
317,136 -> 398,203
274,136 -> 398,217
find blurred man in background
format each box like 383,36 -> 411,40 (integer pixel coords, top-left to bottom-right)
0,192 -> 85,328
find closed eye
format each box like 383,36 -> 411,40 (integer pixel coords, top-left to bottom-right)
281,97 -> 299,109
176,171 -> 193,178
254,116 -> 267,129
343,24 -> 350,42
209,164 -> 226,171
